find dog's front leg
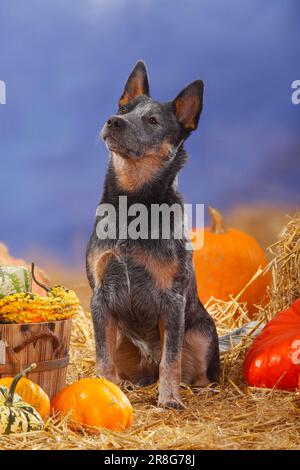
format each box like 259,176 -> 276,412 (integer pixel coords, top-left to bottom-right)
158,295 -> 185,409
91,288 -> 119,384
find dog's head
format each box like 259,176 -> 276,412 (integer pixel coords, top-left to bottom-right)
102,61 -> 204,161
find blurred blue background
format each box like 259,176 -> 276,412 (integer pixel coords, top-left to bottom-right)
0,0 -> 299,265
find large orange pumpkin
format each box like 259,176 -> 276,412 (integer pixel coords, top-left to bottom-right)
0,375 -> 50,419
52,378 -> 133,432
191,207 -> 270,315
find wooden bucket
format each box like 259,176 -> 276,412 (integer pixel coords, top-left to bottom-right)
0,319 -> 72,399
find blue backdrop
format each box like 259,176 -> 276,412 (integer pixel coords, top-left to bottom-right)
0,0 -> 299,263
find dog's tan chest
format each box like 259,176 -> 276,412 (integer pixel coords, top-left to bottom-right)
130,246 -> 178,290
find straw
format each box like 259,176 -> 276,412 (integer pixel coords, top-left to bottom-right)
0,212 -> 299,450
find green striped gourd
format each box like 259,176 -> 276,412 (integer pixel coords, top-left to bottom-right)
0,364 -> 43,434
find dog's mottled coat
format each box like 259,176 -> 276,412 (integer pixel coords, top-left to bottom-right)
86,61 -> 220,408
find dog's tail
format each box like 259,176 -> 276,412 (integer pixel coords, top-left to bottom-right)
218,321 -> 265,354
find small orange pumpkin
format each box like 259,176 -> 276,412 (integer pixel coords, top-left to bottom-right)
0,375 -> 50,419
191,207 -> 270,316
52,378 -> 133,432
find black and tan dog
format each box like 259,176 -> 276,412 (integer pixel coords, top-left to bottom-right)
86,61 -> 220,408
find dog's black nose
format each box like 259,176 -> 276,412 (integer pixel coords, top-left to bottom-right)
106,116 -> 125,129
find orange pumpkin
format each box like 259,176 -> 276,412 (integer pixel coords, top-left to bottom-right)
0,375 -> 50,419
52,378 -> 133,432
191,207 -> 270,316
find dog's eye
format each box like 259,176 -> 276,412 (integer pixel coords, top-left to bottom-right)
149,117 -> 158,125
119,106 -> 127,115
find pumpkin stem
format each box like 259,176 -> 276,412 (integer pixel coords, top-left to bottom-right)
209,207 -> 226,234
31,263 -> 51,293
5,363 -> 37,407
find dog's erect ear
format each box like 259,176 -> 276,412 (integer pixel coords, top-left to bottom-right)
119,61 -> 150,107
172,80 -> 204,131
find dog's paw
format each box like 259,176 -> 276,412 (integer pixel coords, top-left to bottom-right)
158,397 -> 185,410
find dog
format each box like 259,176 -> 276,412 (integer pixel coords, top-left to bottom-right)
86,61 -> 220,408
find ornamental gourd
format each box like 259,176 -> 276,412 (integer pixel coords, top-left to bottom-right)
191,207 -> 270,316
0,364 -> 43,434
0,374 -> 50,419
0,263 -> 80,323
0,243 -> 48,296
52,378 -> 133,432
243,298 -> 300,390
